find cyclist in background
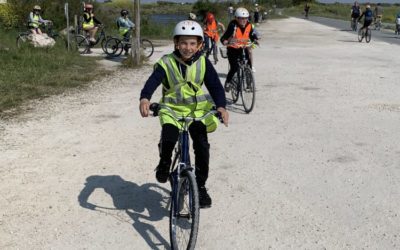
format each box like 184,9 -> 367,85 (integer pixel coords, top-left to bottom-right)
304,3 -> 310,19
254,3 -> 260,24
139,20 -> 229,208
395,12 -> 400,34
228,3 -> 234,21
373,3 -> 383,28
220,7 -> 259,92
188,12 -> 197,21
82,4 -> 102,43
351,2 -> 361,21
358,5 -> 373,33
116,9 -> 135,55
203,12 -> 225,59
28,5 -> 51,35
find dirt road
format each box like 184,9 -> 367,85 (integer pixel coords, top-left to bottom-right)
1,18 -> 400,249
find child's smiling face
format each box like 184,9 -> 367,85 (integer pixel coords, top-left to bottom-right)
175,36 -> 202,61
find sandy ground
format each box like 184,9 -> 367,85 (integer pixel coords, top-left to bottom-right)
1,17 -> 400,249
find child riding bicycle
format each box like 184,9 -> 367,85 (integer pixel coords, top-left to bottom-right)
203,12 -> 225,57
358,5 -> 373,33
28,5 -> 52,35
116,9 -> 135,55
220,7 -> 259,92
139,20 -> 229,208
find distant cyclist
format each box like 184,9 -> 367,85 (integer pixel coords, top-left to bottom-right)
188,12 -> 197,21
82,4 -> 102,43
304,3 -> 310,19
116,9 -> 135,55
351,2 -> 361,20
358,5 -> 373,33
373,3 -> 383,26
28,5 -> 51,35
220,7 -> 259,92
395,12 -> 400,34
203,12 -> 225,58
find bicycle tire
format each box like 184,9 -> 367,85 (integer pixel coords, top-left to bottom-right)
141,39 -> 154,58
241,66 -> 256,113
101,36 -> 111,53
73,35 -> 89,54
169,169 -> 199,250
365,29 -> 371,43
105,37 -> 123,57
212,43 -> 218,65
231,72 -> 240,104
357,29 -> 363,42
16,33 -> 30,49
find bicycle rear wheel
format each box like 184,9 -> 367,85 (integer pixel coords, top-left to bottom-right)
16,33 -> 30,49
73,35 -> 89,54
365,29 -> 371,43
212,43 -> 218,65
141,39 -> 154,58
105,37 -> 123,57
169,169 -> 199,250
241,66 -> 256,113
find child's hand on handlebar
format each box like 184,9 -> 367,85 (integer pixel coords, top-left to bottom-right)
217,107 -> 229,127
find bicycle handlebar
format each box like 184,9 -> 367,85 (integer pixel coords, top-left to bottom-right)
150,103 -> 223,123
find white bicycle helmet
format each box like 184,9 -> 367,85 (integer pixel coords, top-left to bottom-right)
189,13 -> 197,20
173,20 -> 204,40
235,7 -> 250,18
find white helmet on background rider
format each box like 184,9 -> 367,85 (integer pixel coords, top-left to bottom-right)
173,20 -> 204,40
235,7 -> 250,18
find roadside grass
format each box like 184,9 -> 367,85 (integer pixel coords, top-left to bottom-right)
0,28 -> 108,117
285,3 -> 400,25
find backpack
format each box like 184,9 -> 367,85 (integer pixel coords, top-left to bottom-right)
352,6 -> 360,15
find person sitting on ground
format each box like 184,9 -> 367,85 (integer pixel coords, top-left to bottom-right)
28,5 -> 51,35
358,5 -> 373,32
82,4 -> 102,43
203,12 -> 225,59
116,9 -> 135,55
139,20 -> 229,208
220,7 -> 259,91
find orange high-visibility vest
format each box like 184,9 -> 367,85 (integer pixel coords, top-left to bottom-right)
228,23 -> 252,49
204,20 -> 219,41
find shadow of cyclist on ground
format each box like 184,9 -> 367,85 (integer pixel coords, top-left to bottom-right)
78,175 -> 170,249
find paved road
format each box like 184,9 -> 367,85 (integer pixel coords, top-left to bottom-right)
306,16 -> 400,45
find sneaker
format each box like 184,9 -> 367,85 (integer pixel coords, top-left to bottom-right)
224,82 -> 230,93
252,67 -> 256,73
155,161 -> 170,183
198,186 -> 212,208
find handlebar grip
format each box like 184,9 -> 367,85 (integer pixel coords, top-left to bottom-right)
149,103 -> 160,116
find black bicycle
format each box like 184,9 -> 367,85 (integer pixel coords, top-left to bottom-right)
16,22 -> 60,49
104,36 -> 154,58
226,42 -> 256,113
72,25 -> 110,54
204,37 -> 219,65
150,103 -> 221,250
358,25 -> 371,43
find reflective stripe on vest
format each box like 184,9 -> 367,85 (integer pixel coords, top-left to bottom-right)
119,27 -> 130,36
156,53 -> 218,132
228,23 -> 252,49
82,13 -> 94,29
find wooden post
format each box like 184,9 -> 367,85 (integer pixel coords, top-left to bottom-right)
132,0 -> 141,65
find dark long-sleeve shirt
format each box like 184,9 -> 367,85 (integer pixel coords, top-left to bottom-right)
83,12 -> 102,25
220,20 -> 258,44
140,50 -> 226,108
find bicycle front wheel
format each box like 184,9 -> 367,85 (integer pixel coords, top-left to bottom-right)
231,72 -> 240,104
241,66 -> 256,113
169,170 -> 199,250
357,29 -> 363,42
141,39 -> 154,58
105,37 -> 123,57
365,29 -> 371,43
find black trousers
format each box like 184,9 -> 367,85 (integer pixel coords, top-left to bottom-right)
226,47 -> 250,84
159,122 -> 210,187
